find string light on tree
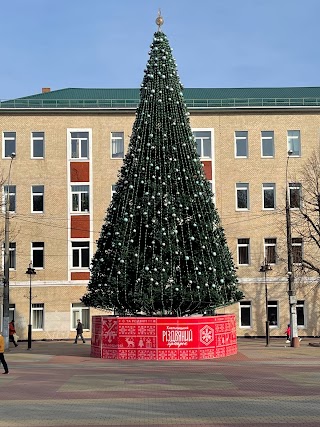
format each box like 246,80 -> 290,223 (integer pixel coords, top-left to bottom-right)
82,12 -> 243,316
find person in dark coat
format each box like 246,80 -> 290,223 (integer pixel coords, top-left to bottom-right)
74,319 -> 85,344
9,321 -> 18,347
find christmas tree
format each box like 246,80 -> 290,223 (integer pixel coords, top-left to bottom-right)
82,14 -> 243,316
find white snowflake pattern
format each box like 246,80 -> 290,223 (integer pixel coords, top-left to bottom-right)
119,325 -> 136,335
137,325 -> 147,335
103,322 -> 118,343
200,325 -> 215,346
137,350 -> 156,360
199,349 -> 215,359
179,350 -> 189,360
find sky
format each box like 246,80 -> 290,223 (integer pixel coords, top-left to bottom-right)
1,0 -> 320,100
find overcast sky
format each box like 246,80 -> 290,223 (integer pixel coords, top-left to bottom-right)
1,0 -> 319,100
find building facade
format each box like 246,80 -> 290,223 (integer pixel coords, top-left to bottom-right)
0,87 -> 319,340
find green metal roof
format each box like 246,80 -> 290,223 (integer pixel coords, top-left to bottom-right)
2,87 -> 320,109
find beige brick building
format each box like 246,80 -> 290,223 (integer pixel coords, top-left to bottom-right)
0,87 -> 319,340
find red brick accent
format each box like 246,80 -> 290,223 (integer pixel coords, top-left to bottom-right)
70,162 -> 89,182
71,215 -> 90,238
71,271 -> 90,281
202,161 -> 212,180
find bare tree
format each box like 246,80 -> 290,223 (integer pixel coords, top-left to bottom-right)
291,149 -> 320,277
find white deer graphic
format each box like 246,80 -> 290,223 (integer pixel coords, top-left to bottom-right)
125,337 -> 135,347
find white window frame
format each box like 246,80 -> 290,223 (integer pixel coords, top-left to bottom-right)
193,130 -> 212,159
235,131 -> 248,158
268,300 -> 279,328
72,241 -> 90,269
32,242 -> 44,269
32,303 -> 44,330
111,132 -> 125,159
297,300 -> 306,328
71,303 -> 90,330
262,183 -> 276,210
289,183 -> 301,209
239,301 -> 252,328
3,185 -> 16,213
236,183 -> 249,210
2,132 -> 16,158
261,131 -> 274,158
32,185 -> 44,213
2,242 -> 16,270
31,132 -> 45,159
237,238 -> 250,265
71,185 -> 90,212
69,130 -> 90,160
264,238 -> 277,265
287,130 -> 301,157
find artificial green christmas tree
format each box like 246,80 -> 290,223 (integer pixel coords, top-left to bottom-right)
82,16 -> 243,316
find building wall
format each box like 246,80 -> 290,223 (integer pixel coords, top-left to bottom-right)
1,108 -> 319,339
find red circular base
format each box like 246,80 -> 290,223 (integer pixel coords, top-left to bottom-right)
91,315 -> 237,360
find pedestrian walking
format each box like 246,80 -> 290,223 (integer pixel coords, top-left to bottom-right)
9,320 -> 18,347
285,324 -> 291,343
0,332 -> 9,374
285,324 -> 302,343
74,319 -> 86,344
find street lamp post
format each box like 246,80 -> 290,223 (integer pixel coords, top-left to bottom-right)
260,258 -> 272,346
3,152 -> 16,350
25,262 -> 36,350
285,150 -> 299,348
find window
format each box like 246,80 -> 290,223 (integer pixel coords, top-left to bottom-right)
71,303 -> 90,330
71,131 -> 89,159
72,241 -> 90,268
292,238 -> 303,264
111,184 -> 117,197
72,185 -> 89,212
32,303 -> 44,330
236,183 -> 249,210
235,131 -> 248,158
31,132 -> 45,158
3,242 -> 16,270
9,242 -> 16,270
3,185 -> 16,212
264,238 -> 277,264
297,300 -> 305,327
32,242 -> 44,268
289,183 -> 301,209
237,238 -> 250,265
287,130 -> 301,156
111,132 -> 124,158
194,130 -> 211,158
268,300 -> 278,326
263,183 -> 276,209
239,301 -> 251,327
32,185 -> 44,212
261,131 -> 274,157
9,304 -> 15,322
3,132 -> 16,158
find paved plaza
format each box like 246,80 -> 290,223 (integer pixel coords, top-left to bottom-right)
0,337 -> 320,426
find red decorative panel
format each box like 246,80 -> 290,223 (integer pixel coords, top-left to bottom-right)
91,315 -> 237,360
202,161 -> 212,180
70,162 -> 89,182
71,272 -> 90,280
71,215 -> 90,238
